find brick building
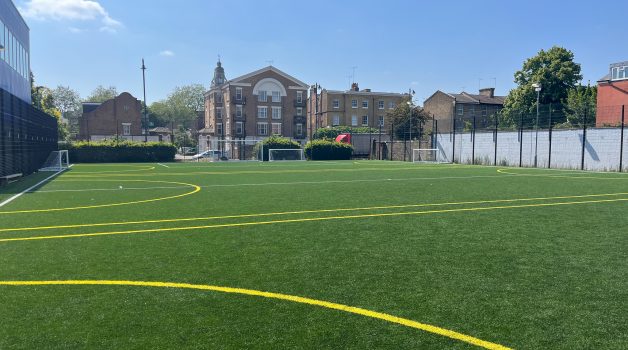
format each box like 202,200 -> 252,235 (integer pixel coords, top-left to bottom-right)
423,88 -> 505,132
596,61 -> 628,127
199,61 -> 309,153
78,92 -> 153,141
307,82 -> 408,138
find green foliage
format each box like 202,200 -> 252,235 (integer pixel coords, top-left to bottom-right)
564,85 -> 597,127
149,84 -> 205,130
85,86 -> 118,103
502,46 -> 582,127
313,126 -> 379,140
254,136 -> 302,161
65,141 -> 176,163
385,102 -> 430,140
52,86 -> 82,139
30,73 -> 66,141
174,125 -> 197,149
304,140 -> 353,160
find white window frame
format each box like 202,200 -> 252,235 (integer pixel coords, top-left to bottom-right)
297,91 -> 303,103
258,90 -> 267,102
333,99 -> 339,108
272,91 -> 281,102
351,99 -> 358,108
388,101 -> 396,109
257,106 -> 268,118
235,105 -> 243,118
332,115 -> 340,126
296,107 -> 303,116
457,105 -> 464,116
271,122 -> 282,135
296,123 -> 303,136
257,122 -> 268,136
216,107 -> 223,119
236,87 -> 243,100
362,115 -> 368,126
235,121 -> 243,135
378,116 -> 384,127
351,115 -> 358,126
216,123 -> 223,135
122,123 -> 131,136
362,100 -> 368,109
272,106 -> 282,119
378,100 -> 384,109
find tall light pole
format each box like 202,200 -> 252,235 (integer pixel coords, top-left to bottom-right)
532,83 -> 542,167
141,58 -> 148,142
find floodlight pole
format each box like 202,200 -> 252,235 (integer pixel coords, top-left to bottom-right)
141,58 -> 148,143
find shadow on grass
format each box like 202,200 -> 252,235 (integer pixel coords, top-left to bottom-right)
0,169 -> 71,201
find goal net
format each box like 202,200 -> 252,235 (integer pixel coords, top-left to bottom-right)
40,150 -> 70,171
268,149 -> 305,161
195,139 -> 266,162
412,148 -> 438,163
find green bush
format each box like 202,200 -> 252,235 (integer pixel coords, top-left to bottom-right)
304,140 -> 353,160
64,141 -> 176,163
313,126 -> 379,140
253,136 -> 302,161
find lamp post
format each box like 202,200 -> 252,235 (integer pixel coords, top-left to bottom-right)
532,83 -> 542,167
141,59 -> 148,143
406,89 -> 415,161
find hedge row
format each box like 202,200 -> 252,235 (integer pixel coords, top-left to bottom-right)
304,140 -> 353,160
63,141 -> 176,163
254,136 -> 302,161
313,126 -> 379,140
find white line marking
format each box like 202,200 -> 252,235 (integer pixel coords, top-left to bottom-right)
157,163 -> 170,168
0,170 -> 67,208
33,185 -> 187,193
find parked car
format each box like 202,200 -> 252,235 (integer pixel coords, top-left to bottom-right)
191,150 -> 229,161
180,147 -> 196,155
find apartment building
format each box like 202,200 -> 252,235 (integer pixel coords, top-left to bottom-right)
596,61 -> 628,126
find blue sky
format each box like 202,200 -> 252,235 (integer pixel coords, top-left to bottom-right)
16,0 -> 628,104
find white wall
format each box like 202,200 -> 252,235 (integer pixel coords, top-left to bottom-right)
436,127 -> 628,171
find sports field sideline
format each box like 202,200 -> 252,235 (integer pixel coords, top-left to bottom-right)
0,161 -> 627,349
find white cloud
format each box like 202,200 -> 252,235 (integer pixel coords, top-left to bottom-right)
68,26 -> 85,33
20,0 -> 123,33
159,50 -> 175,57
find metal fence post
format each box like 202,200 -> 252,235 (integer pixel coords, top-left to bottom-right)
471,115 -> 476,165
390,121 -> 394,161
519,113 -> 523,167
548,103 -> 553,169
493,114 -> 498,166
452,117 -> 456,163
581,106 -> 587,171
620,105 -> 625,172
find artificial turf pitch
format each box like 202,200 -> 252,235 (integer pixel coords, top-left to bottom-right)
0,161 -> 627,349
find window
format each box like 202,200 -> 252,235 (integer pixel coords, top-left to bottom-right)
612,66 -> 628,80
216,108 -> 223,119
215,93 -> 223,103
272,91 -> 281,102
378,116 -> 384,127
257,122 -> 268,135
457,105 -> 464,116
351,99 -> 358,108
362,115 -> 368,126
235,105 -> 243,118
271,123 -> 282,135
333,99 -> 339,108
297,91 -> 303,103
351,115 -> 358,126
296,123 -> 303,136
296,107 -> 303,116
332,115 -> 340,126
122,123 -> 131,136
481,105 -> 488,117
378,100 -> 384,109
235,122 -> 243,135
258,90 -> 267,102
216,123 -> 223,135
123,105 -> 129,112
236,87 -> 242,100
388,101 -> 396,109
362,100 -> 368,108
257,106 -> 268,118
272,106 -> 282,119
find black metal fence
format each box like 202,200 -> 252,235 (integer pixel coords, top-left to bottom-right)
430,104 -> 626,172
1,88 -> 58,177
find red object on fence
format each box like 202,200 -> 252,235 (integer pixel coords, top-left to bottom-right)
336,133 -> 351,143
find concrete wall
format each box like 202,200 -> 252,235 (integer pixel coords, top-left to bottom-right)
436,127 -> 628,171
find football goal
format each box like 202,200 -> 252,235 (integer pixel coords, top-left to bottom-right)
40,150 -> 70,171
268,149 -> 305,161
412,148 -> 438,163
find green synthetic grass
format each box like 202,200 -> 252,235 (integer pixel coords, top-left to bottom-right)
0,161 -> 627,349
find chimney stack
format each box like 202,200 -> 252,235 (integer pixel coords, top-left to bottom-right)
351,82 -> 359,91
479,87 -> 495,98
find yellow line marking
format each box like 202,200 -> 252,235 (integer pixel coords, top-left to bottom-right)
2,191 -> 627,233
2,197 -> 626,243
0,280 -> 511,350
0,180 -> 200,215
496,168 -> 628,179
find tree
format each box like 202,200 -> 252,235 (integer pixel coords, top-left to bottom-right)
30,73 -> 67,140
149,84 -> 206,131
386,101 -> 431,140
502,46 -> 582,127
52,86 -> 82,138
563,85 -> 596,127
86,85 -> 118,103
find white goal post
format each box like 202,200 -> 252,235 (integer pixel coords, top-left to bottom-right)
412,148 -> 438,163
40,150 -> 70,172
268,149 -> 305,162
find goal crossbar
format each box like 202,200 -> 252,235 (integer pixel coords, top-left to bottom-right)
39,150 -> 70,172
268,148 -> 305,161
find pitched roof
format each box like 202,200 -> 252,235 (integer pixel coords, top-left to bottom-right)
324,89 -> 408,97
450,92 -> 505,105
82,102 -> 101,114
229,66 -> 309,88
